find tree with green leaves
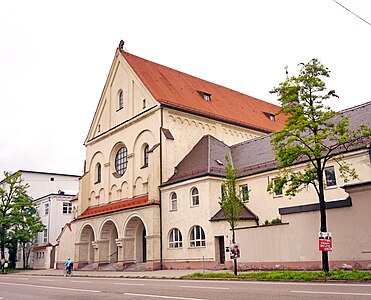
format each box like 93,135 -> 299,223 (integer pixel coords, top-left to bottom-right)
219,156 -> 243,275
12,200 -> 45,269
0,171 -> 45,268
268,58 -> 371,272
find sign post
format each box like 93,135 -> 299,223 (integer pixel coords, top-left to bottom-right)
319,232 -> 332,252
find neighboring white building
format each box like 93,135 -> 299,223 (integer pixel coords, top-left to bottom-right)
18,170 -> 80,199
32,192 -> 77,269
8,170 -> 80,269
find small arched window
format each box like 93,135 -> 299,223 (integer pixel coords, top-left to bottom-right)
143,144 -> 149,167
189,225 -> 205,247
118,90 -> 124,110
191,187 -> 199,206
96,163 -> 101,183
115,146 -> 128,176
170,192 -> 177,211
168,228 -> 182,248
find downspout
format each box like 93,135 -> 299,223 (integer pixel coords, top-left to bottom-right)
48,197 -> 51,245
159,106 -> 164,269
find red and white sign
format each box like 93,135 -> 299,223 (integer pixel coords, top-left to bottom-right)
319,232 -> 332,251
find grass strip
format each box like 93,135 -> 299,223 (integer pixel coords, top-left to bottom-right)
182,270 -> 371,281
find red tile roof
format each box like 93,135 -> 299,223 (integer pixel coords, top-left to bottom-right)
120,50 -> 286,133
77,195 -> 159,219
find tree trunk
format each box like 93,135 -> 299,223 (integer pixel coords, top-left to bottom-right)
317,168 -> 329,272
232,227 -> 237,276
22,244 -> 27,269
0,240 -> 5,259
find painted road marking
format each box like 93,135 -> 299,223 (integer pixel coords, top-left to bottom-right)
180,286 -> 229,290
71,280 -> 92,283
0,282 -> 101,293
89,277 -> 371,288
115,282 -> 145,286
291,290 -> 371,297
40,279 -> 55,282
124,293 -> 205,300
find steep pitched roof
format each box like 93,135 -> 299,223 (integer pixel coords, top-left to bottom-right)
164,101 -> 371,184
120,50 -> 286,133
165,135 -> 231,185
210,206 -> 259,222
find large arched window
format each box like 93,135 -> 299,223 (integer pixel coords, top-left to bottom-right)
170,192 -> 177,211
189,225 -> 205,247
118,90 -> 124,110
115,146 -> 128,176
143,144 -> 149,167
191,187 -> 199,206
95,163 -> 101,183
168,228 -> 182,248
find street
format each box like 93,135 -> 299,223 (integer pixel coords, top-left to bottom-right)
1,274 -> 371,299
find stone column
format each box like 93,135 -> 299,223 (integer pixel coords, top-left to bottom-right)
91,241 -> 99,270
115,238 -> 125,270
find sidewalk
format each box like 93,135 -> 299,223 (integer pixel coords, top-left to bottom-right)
15,268 -> 227,279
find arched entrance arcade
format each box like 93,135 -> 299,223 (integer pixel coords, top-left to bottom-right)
76,224 -> 95,269
122,216 -> 147,266
95,220 -> 119,269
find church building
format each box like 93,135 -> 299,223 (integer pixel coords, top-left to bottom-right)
56,42 -> 371,271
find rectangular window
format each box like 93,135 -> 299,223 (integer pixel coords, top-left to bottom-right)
63,202 -> 72,214
273,178 -> 283,197
324,166 -> 337,187
44,203 -> 49,215
240,184 -> 249,202
43,229 -> 48,243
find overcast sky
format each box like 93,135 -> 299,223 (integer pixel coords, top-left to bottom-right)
1,0 -> 370,178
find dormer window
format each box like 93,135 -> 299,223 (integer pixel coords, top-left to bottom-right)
198,91 -> 211,102
263,112 -> 275,121
216,159 -> 223,166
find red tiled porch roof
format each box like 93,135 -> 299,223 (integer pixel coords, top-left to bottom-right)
34,243 -> 52,251
77,195 -> 159,220
120,50 -> 287,133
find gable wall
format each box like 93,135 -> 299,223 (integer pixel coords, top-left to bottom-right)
87,52 -> 158,142
83,108 -> 161,210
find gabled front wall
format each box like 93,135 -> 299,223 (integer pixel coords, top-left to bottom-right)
81,49 -> 164,214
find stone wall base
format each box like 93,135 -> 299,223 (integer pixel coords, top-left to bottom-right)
233,259 -> 371,271
162,260 -> 219,270
145,261 -> 161,271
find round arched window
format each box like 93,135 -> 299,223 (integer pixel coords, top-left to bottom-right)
118,90 -> 124,109
115,146 -> 128,176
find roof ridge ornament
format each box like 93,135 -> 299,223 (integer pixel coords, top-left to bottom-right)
119,40 -> 125,51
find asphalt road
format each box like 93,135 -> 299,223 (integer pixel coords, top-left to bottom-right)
1,274 -> 371,299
